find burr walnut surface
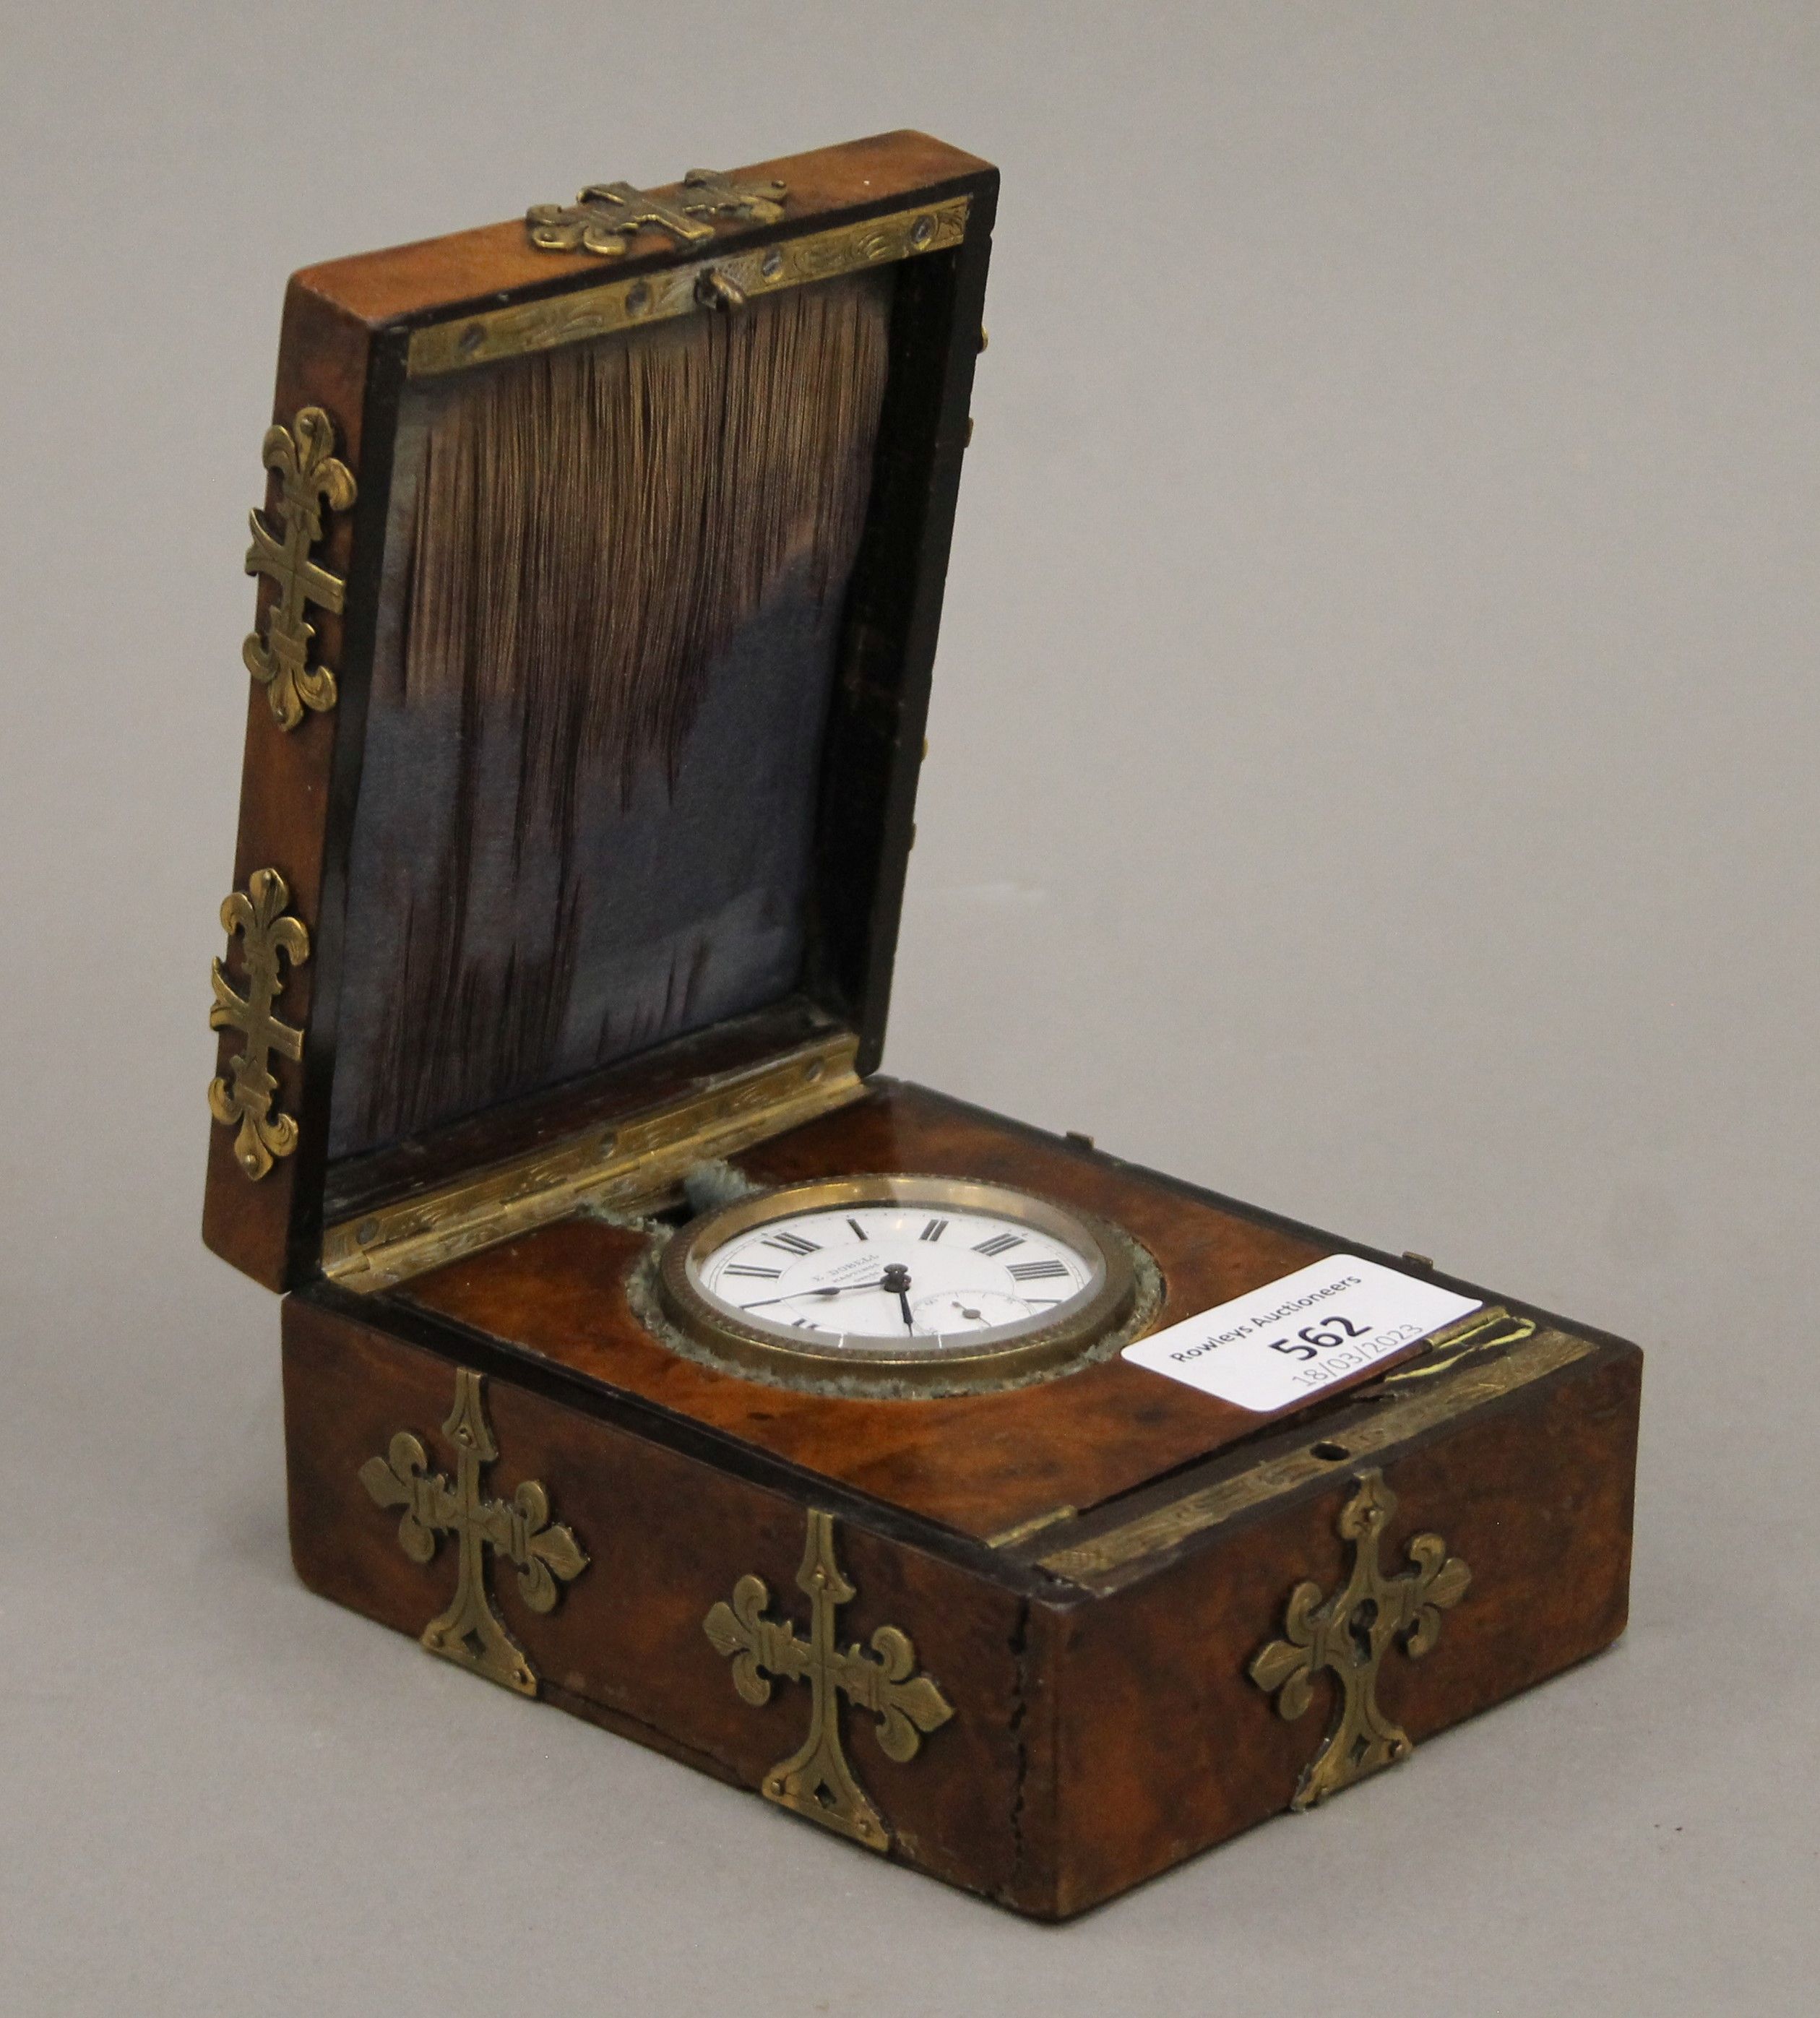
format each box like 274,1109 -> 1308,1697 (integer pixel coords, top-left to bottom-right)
393,1081 -> 1438,1541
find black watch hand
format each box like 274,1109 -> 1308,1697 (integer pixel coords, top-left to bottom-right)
880,1262 -> 915,1332
738,1278 -> 893,1309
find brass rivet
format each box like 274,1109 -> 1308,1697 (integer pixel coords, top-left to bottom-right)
457,323 -> 486,356
761,246 -> 785,280
355,1217 -> 379,1246
626,281 -> 650,315
910,214 -> 934,248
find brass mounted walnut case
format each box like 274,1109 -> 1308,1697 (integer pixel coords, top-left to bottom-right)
207,132 -> 1642,1917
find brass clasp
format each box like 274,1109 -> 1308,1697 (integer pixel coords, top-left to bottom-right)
694,267 -> 747,313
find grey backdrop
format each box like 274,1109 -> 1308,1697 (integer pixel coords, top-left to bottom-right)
4,4 -> 1813,2012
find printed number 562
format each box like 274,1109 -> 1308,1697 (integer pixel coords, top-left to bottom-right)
1266,1313 -> 1372,1361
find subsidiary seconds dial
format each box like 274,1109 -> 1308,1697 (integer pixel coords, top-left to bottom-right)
655,1175 -> 1140,1394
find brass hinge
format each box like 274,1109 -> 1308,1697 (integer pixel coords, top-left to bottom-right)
322,1032 -> 865,1293
410,197 -> 970,379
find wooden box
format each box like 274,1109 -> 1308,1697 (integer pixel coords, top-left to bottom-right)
205,131 -> 1641,1918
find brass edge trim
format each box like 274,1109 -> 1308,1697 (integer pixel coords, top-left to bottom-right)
983,1504 -> 1080,1551
407,196 -> 972,378
323,1032 -> 865,1292
1038,1325 -> 1595,1591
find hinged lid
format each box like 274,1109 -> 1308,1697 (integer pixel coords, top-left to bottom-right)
203,131 -> 996,1291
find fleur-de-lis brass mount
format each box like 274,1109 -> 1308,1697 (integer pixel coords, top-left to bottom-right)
207,867 -> 309,1181
704,1509 -> 953,1851
359,1370 -> 588,1696
527,168 -> 788,259
243,405 -> 355,730
1249,1469 -> 1471,1810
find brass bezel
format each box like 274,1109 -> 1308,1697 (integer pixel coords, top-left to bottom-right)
656,1173 -> 1139,1394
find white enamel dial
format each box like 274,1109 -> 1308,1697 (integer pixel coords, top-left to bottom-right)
696,1199 -> 1092,1345
655,1174 -> 1140,1394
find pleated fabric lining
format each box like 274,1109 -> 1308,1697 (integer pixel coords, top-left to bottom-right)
337,272 -> 891,1151
402,272 -> 891,834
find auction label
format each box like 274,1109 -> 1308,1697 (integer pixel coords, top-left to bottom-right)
1121,1256 -> 1481,1413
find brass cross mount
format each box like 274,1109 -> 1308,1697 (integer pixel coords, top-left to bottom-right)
243,405 -> 355,730
527,168 -> 788,258
360,1369 -> 589,1696
1249,1469 -> 1471,1808
704,1509 -> 953,1850
207,867 -> 309,1181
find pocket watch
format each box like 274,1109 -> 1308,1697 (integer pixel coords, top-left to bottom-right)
657,1174 -> 1143,1394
